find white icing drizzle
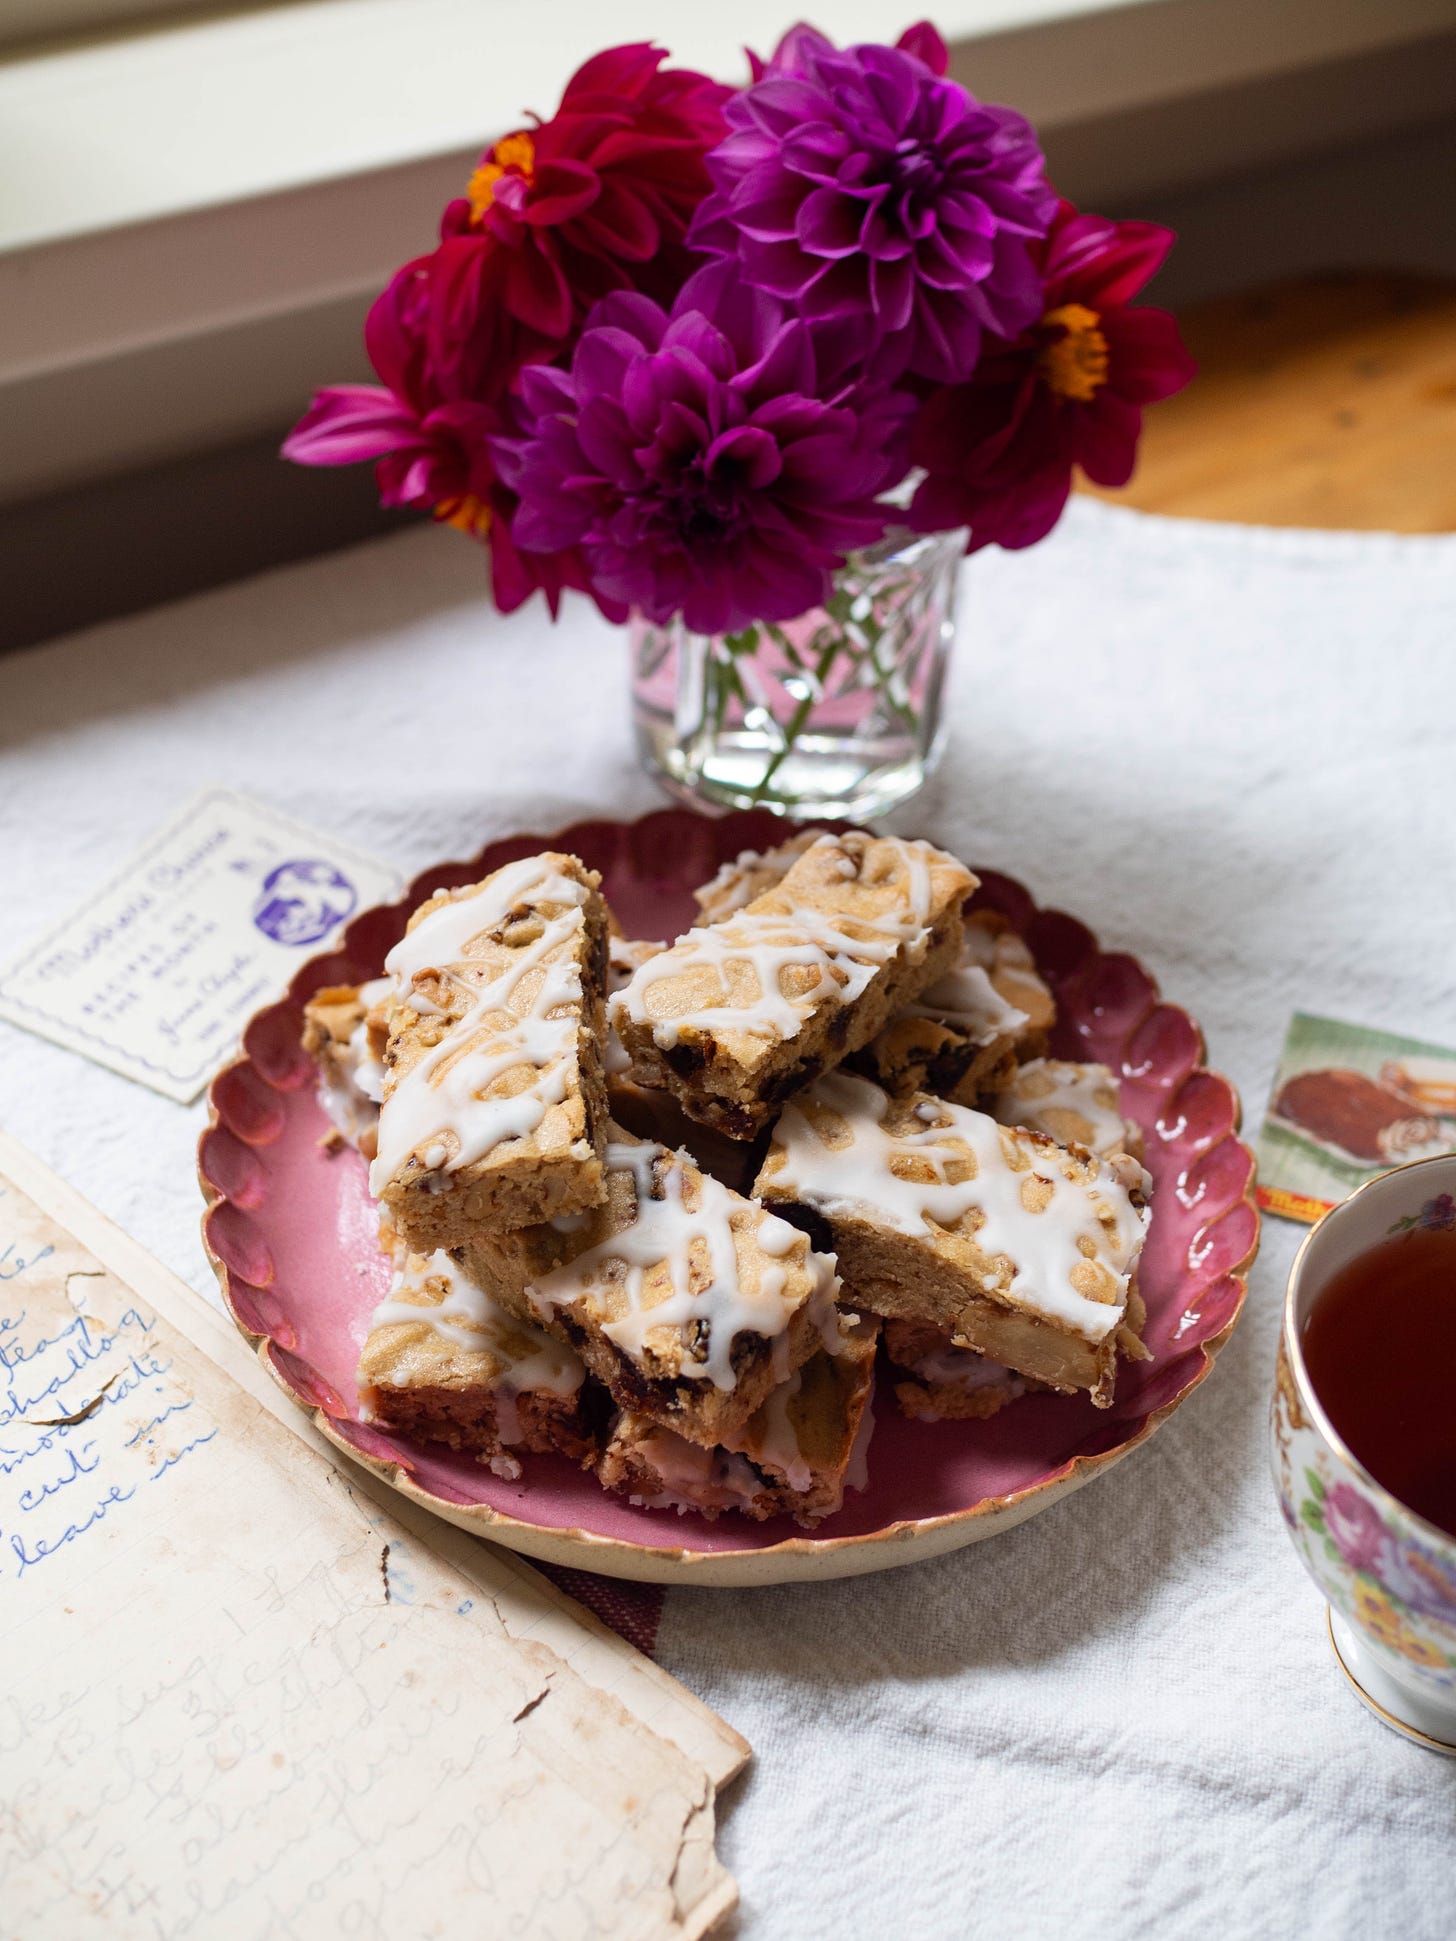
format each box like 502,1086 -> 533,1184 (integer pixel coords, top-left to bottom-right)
843,1382 -> 874,1497
768,1072 -> 1150,1343
605,939 -> 662,1076
903,955 -> 1028,1046
691,831 -> 824,921
369,858 -> 591,1195
526,1141 -> 838,1389
615,835 -> 948,1050
992,1059 -> 1133,1160
740,1369 -> 814,1492
960,918 -> 1051,1013
369,1250 -> 584,1441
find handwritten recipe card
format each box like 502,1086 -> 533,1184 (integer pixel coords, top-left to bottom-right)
0,791 -> 400,1102
0,1135 -> 745,1938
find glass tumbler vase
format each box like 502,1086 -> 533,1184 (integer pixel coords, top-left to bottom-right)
630,523 -> 966,822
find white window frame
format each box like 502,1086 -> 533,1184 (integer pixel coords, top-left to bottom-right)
2,0 -> 1454,509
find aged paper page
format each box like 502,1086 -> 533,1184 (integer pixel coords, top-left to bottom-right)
0,1142 -> 745,1938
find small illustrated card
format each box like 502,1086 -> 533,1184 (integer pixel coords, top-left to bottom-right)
0,790 -> 400,1103
0,1132 -> 745,1936
1258,1011 -> 1456,1223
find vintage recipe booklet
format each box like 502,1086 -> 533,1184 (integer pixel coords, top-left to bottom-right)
0,1130 -> 746,1937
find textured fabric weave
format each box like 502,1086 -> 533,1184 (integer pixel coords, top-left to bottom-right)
1,501 -> 1452,1936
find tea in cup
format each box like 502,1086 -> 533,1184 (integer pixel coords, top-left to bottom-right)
1271,1152 -> 1456,1751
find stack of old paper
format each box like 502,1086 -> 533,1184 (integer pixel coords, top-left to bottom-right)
0,1131 -> 746,1936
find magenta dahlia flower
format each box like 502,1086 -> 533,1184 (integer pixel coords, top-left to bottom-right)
689,23 -> 1053,384
439,44 -> 730,342
908,199 -> 1198,549
282,255 -> 595,616
492,264 -> 911,633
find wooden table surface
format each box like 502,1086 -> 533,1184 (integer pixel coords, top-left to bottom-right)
1082,271 -> 1456,533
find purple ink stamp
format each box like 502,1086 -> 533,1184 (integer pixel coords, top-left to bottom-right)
252,859 -> 357,947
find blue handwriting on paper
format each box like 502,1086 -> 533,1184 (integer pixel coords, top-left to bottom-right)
1,1243 -> 218,1582
0,1241 -> 54,1282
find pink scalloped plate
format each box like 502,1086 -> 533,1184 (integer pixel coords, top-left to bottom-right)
199,810 -> 1259,1585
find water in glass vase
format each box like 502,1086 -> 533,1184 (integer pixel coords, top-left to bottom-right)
631,524 -> 966,821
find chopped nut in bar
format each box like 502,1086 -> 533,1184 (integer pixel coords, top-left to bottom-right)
369,852 -> 610,1251
611,831 -> 977,1140
754,1070 -> 1150,1407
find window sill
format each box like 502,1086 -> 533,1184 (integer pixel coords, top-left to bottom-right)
2,0 -> 1454,508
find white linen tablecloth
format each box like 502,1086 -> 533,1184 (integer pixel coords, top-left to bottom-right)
2,500 -> 1453,1936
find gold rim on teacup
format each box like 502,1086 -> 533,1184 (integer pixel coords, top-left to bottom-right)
1281,1150 -> 1456,1559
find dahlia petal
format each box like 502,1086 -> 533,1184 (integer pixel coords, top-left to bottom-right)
707,425 -> 782,490
374,451 -> 439,509
761,23 -> 838,78
281,386 -> 421,468
740,235 -> 833,301
870,255 -> 916,334
896,22 -> 950,74
501,240 -> 574,339
560,42 -> 665,108
524,159 -> 602,225
1105,306 -> 1197,403
1072,220 -> 1176,308
797,186 -> 865,258
361,261 -> 434,405
1072,392 -> 1143,487
576,181 -> 659,261
574,402 -> 645,488
575,328 -> 647,405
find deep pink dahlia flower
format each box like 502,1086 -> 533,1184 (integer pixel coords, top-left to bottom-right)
282,255 -> 594,616
492,264 -> 913,634
689,23 -> 1053,384
908,200 -> 1198,550
439,44 -> 731,342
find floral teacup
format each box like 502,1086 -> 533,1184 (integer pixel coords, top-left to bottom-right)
1271,1152 -> 1456,1752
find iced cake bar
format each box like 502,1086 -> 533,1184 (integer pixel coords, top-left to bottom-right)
358,1242 -> 598,1475
461,1132 -> 841,1447
370,853 -> 610,1251
597,1312 -> 878,1525
755,1071 -> 1150,1406
612,832 -> 976,1139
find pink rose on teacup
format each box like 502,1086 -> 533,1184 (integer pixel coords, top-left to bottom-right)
1325,1482 -> 1390,1575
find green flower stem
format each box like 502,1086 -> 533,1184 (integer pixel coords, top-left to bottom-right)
749,631 -> 846,803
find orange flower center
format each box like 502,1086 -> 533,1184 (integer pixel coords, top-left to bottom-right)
436,493 -> 492,539
1039,302 -> 1110,402
467,131 -> 536,224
